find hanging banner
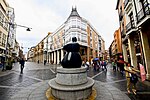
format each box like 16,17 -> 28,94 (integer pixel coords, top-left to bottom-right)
139,63 -> 146,82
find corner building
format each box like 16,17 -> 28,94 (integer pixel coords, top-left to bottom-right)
43,7 -> 105,64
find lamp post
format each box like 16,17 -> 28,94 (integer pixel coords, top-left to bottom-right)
2,22 -> 31,71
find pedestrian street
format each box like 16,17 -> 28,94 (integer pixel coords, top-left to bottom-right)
0,62 -> 150,100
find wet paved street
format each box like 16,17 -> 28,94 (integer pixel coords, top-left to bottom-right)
0,62 -> 150,100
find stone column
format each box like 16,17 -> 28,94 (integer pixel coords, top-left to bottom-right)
49,52 -> 51,62
57,50 -> 60,64
128,35 -> 137,67
122,44 -> 128,62
54,51 -> 56,64
61,49 -> 64,61
140,30 -> 150,79
51,52 -> 53,63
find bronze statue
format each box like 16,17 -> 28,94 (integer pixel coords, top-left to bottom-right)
61,37 -> 82,68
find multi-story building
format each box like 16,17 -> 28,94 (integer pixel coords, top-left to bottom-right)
47,7 -> 105,64
0,0 -> 16,63
109,28 -> 122,60
11,40 -> 20,61
116,0 -> 150,79
29,7 -> 105,64
104,50 -> 109,61
8,7 -> 16,53
114,29 -> 122,55
0,0 -> 9,62
109,40 -> 116,57
27,46 -> 35,62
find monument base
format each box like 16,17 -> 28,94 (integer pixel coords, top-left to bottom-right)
48,67 -> 95,100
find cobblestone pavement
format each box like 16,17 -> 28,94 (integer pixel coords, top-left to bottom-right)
0,62 -> 149,100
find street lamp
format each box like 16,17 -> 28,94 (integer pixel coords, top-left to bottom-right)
2,21 -> 32,71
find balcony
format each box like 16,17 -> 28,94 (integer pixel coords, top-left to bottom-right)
124,0 -> 132,13
125,21 -> 136,35
137,6 -> 150,26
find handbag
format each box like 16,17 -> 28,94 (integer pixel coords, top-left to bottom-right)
130,73 -> 138,83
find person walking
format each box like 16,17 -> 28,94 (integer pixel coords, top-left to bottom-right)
1,57 -> 5,71
37,60 -> 39,64
103,60 -> 107,71
124,62 -> 140,95
20,58 -> 25,74
117,59 -> 125,76
44,60 -> 47,65
112,60 -> 117,71
92,60 -> 97,71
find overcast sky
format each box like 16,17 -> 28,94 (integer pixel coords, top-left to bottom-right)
7,0 -> 119,53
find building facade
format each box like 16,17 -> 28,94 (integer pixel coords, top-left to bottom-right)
0,0 -> 18,63
0,0 -> 9,62
29,7 -> 105,64
109,28 -> 123,61
116,0 -> 150,79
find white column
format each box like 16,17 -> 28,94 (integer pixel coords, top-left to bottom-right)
128,35 -> 137,67
51,52 -> 53,63
122,44 -> 128,62
57,50 -> 60,64
61,49 -> 64,61
140,30 -> 150,79
54,51 -> 56,64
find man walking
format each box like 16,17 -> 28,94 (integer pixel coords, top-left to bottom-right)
20,58 -> 25,74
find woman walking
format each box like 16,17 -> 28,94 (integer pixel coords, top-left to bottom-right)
124,62 -> 140,95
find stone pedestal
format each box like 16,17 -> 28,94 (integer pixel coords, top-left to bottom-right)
48,67 -> 95,100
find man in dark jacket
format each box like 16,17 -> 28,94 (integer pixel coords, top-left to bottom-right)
20,58 -> 25,74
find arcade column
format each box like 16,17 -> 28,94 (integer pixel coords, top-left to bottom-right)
140,30 -> 150,79
128,35 -> 137,67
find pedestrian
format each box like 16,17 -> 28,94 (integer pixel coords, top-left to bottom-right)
1,57 -> 5,71
117,59 -> 125,76
101,60 -> 104,70
19,58 -> 25,74
103,60 -> 107,71
85,60 -> 90,71
124,62 -> 140,95
37,60 -> 39,64
44,60 -> 47,65
92,60 -> 97,71
82,60 -> 85,66
112,60 -> 117,71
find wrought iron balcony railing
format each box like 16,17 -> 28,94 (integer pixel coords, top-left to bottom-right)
137,6 -> 150,23
124,0 -> 131,9
125,21 -> 135,33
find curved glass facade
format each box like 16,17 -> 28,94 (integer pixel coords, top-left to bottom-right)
65,17 -> 87,45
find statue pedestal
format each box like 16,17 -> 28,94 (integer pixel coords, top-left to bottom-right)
48,67 -> 95,100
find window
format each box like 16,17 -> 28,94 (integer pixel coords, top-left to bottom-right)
2,34 -> 6,47
129,12 -> 135,27
0,31 -> 2,45
77,33 -> 80,41
0,11 -> 3,26
81,22 -> 86,31
81,34 -> 87,43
